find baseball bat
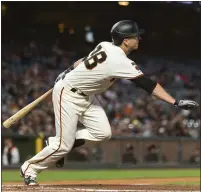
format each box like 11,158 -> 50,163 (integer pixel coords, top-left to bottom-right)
3,88 -> 53,128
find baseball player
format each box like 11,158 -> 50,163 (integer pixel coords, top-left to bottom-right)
20,20 -> 199,185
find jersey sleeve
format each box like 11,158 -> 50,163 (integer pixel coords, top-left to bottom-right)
111,57 -> 144,79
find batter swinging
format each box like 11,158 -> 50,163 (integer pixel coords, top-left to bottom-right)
20,20 -> 199,186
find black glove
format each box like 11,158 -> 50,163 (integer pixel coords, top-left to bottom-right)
174,100 -> 199,110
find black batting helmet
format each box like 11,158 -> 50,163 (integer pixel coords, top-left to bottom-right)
111,20 -> 144,45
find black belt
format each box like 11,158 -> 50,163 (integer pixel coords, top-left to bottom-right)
70,88 -> 87,96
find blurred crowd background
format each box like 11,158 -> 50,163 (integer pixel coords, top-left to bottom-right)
1,2 -> 200,165
1,40 -> 200,138
2,1 -> 200,138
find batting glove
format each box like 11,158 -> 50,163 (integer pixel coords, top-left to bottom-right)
174,100 -> 199,110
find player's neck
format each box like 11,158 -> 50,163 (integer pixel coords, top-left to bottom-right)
119,45 -> 130,56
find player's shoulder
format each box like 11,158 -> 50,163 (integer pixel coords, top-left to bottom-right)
98,42 -> 124,56
118,56 -> 135,66
98,41 -> 113,48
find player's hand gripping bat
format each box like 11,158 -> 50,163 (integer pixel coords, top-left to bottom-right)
3,88 -> 53,128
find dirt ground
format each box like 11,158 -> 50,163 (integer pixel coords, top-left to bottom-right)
2,177 -> 200,192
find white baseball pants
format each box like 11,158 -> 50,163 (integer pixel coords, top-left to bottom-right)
21,80 -> 111,177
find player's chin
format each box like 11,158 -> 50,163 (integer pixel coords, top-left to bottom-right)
133,45 -> 139,50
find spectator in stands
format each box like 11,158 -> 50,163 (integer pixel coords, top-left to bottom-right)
122,144 -> 137,164
1,41 -> 200,138
144,144 -> 159,163
188,147 -> 200,164
67,147 -> 89,162
2,138 -> 20,166
144,144 -> 167,163
90,146 -> 104,162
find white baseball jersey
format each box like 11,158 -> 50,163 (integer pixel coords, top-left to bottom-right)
21,42 -> 144,178
63,41 -> 144,95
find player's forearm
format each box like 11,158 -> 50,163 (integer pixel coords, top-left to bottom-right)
132,77 -> 198,109
152,83 -> 176,105
131,76 -> 175,105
